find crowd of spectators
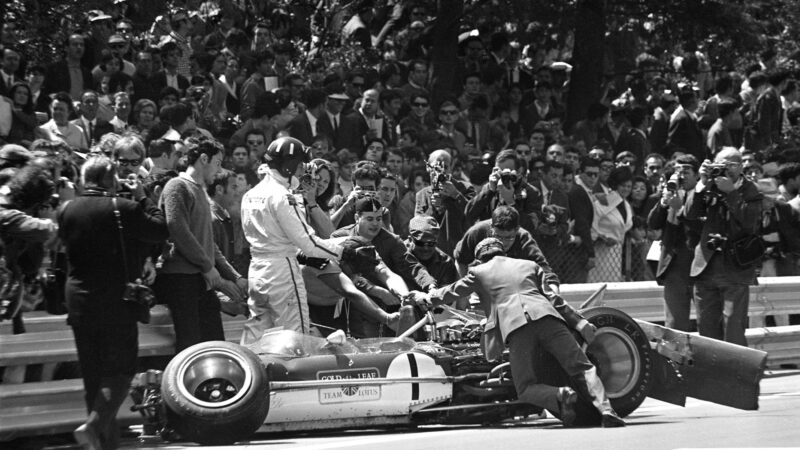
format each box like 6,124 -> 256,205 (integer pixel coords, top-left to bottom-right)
2,0 -> 800,384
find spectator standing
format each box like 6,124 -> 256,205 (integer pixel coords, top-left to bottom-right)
588,167 -> 634,283
415,149 -> 474,255
43,34 -> 93,101
563,158 -> 599,283
753,68 -> 790,151
685,148 -> 762,346
37,92 -> 89,151
668,89 -> 705,161
156,137 -> 245,352
59,156 -> 167,450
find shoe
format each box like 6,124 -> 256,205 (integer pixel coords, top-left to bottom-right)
74,423 -> 101,450
601,411 -> 626,428
556,386 -> 578,427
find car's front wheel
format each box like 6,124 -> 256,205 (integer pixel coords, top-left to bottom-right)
161,341 -> 269,445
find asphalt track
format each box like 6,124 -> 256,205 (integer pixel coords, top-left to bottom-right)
88,368 -> 800,450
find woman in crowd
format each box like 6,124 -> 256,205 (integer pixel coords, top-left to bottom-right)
300,158 -> 336,238
625,175 -> 653,281
58,154 -> 167,450
588,166 -> 633,283
129,99 -> 158,138
6,82 -> 38,146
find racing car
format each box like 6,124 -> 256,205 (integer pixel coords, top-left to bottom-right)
130,306 -> 768,445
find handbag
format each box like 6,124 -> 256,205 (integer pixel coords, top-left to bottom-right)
113,197 -> 156,324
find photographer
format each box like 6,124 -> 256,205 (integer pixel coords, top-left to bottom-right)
415,149 -> 474,255
58,156 -> 167,450
647,155 -> 700,331
330,162 -> 391,230
466,149 -> 543,235
684,147 -> 762,346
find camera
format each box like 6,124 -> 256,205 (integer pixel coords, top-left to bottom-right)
299,165 -> 319,186
499,168 -> 518,188
427,161 -> 450,192
706,233 -> 728,252
666,172 -> 684,193
707,163 -> 727,179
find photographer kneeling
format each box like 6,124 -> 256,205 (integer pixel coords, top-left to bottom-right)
58,155 -> 168,449
684,147 -> 762,346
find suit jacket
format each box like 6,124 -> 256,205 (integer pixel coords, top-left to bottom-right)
345,110 -> 392,157
42,60 -> 93,98
286,111 -> 316,146
150,70 -> 190,97
647,195 -> 693,282
684,178 -> 762,281
667,109 -> 706,161
317,112 -> 356,151
415,180 -> 475,256
70,117 -> 114,146
754,86 -> 782,150
132,72 -> 158,103
456,118 -> 491,152
429,256 -> 583,360
616,128 -> 651,170
567,182 -> 595,260
239,74 -> 269,121
465,182 -> 543,234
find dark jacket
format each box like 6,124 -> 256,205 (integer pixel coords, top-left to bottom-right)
332,225 -> 437,291
58,192 -> 168,326
415,180 -> 475,256
42,60 -> 93,98
465,182 -> 543,235
668,109 -> 706,161
684,178 -> 762,282
647,195 -> 693,282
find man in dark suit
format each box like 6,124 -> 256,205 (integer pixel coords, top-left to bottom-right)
0,47 -> 22,97
345,89 -> 391,158
411,238 -> 625,428
685,148 -> 762,346
667,89 -> 706,160
149,41 -> 190,98
753,68 -> 790,151
647,156 -> 700,331
43,34 -> 93,100
316,86 -> 353,151
615,106 -> 651,172
533,161 -> 572,281
131,49 -> 157,103
286,89 -> 327,146
239,50 -> 277,121
564,158 -> 599,283
71,91 -> 114,148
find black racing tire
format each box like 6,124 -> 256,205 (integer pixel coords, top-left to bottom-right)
161,340 -> 269,445
579,307 -> 653,418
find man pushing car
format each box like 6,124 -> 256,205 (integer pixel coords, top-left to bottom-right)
408,237 -> 626,427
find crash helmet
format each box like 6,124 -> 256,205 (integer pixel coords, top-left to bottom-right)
265,136 -> 310,179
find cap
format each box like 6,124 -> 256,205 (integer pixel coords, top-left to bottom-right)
474,237 -> 505,261
408,215 -> 440,241
410,21 -> 425,30
108,34 -> 127,44
354,195 -> 383,213
88,10 -> 113,22
0,144 -> 32,166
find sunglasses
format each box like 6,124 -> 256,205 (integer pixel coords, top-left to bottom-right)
109,44 -> 126,49
440,110 -> 459,116
413,239 -> 437,248
412,102 -> 429,107
351,82 -> 365,88
117,158 -> 141,167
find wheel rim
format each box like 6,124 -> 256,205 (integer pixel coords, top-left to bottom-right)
585,328 -> 641,399
176,348 -> 253,408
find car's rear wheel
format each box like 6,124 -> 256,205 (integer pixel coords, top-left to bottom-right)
161,341 -> 269,445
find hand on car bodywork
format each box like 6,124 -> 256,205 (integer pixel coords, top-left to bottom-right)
406,290 -> 433,310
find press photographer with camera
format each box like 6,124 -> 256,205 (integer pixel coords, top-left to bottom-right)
58,155 -> 168,450
465,149 -> 542,235
647,155 -> 700,331
684,147 -> 762,346
329,162 -> 391,230
415,149 -> 474,255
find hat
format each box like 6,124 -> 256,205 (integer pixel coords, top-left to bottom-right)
409,215 -> 440,241
325,82 -> 349,100
108,34 -> 127,44
354,195 -> 383,214
87,10 -> 113,22
474,237 -> 505,261
410,21 -> 425,30
0,144 -> 32,167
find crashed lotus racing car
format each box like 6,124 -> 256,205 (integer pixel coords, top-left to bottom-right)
130,306 -> 767,445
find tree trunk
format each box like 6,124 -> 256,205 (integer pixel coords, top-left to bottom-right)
566,0 -> 606,131
429,0 -> 463,108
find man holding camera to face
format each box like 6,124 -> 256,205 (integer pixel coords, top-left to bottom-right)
465,149 -> 543,234
647,155 -> 700,331
684,147 -> 762,346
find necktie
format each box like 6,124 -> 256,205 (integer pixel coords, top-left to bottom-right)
472,122 -> 479,149
333,116 -> 339,134
87,121 -> 93,145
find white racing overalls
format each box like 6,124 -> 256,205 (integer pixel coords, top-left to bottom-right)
240,169 -> 343,344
